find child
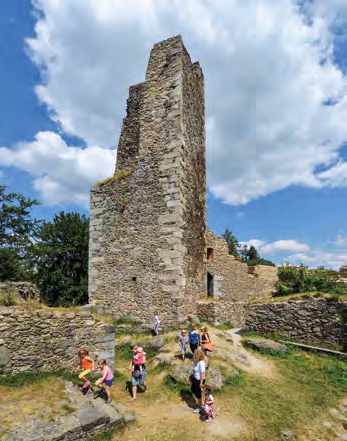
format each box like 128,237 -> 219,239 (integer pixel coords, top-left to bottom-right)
95,360 -> 114,404
203,385 -> 215,423
132,346 -> 146,376
179,330 -> 188,362
75,348 -> 94,389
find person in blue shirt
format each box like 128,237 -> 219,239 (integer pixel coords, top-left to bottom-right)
189,324 -> 200,354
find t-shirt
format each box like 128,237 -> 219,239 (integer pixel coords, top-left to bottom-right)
82,358 -> 92,371
103,365 -> 113,381
205,393 -> 214,405
193,360 -> 206,380
179,335 -> 188,347
189,331 -> 199,344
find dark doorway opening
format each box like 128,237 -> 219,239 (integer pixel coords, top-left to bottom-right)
207,272 -> 214,297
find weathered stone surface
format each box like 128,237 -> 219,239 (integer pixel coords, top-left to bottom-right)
199,229 -> 278,327
206,366 -> 225,389
244,338 -> 287,353
0,306 -> 115,374
0,345 -> 10,366
187,314 -> 200,325
75,407 -> 109,431
170,363 -> 193,385
88,36 -> 206,326
137,336 -> 167,353
154,354 -> 172,365
244,297 -> 347,348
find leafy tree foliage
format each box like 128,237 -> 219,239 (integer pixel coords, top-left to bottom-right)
35,212 -> 89,307
0,186 -> 41,281
275,264 -> 346,296
222,228 -> 240,258
223,228 -> 275,267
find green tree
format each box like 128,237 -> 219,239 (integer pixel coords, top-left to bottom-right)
222,228 -> 240,258
35,212 -> 89,307
0,186 -> 41,281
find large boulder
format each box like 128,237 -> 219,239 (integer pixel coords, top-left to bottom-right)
206,366 -> 225,390
244,338 -> 287,353
136,336 -> 167,354
170,363 -> 193,385
187,314 -> 201,325
216,349 -> 249,366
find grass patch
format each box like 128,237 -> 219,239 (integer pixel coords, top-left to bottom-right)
250,291 -> 346,304
93,429 -> 117,440
114,317 -> 142,326
96,167 -> 133,187
0,370 -> 76,389
231,346 -> 347,440
115,342 -> 133,361
61,403 -> 76,414
197,296 -> 221,302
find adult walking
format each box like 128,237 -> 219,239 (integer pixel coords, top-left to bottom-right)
189,324 -> 200,354
129,345 -> 148,401
190,348 -> 206,414
201,326 -> 214,355
154,314 -> 160,335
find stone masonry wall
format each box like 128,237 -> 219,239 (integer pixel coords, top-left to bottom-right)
89,36 -> 206,325
202,229 -> 278,326
0,306 -> 115,374
197,300 -> 247,327
245,296 -> 347,348
0,281 -> 39,302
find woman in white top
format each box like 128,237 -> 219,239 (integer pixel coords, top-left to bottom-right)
190,348 -> 206,414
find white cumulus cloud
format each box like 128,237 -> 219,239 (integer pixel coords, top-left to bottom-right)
0,132 -> 115,207
2,0 -> 347,206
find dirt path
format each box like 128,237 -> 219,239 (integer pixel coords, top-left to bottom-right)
223,328 -> 278,379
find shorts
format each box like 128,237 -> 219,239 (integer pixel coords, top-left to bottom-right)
131,368 -> 146,387
181,346 -> 188,355
79,369 -> 91,379
191,377 -> 202,399
190,343 -> 198,353
105,379 -> 113,387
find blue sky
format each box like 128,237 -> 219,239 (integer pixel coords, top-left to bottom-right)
1,0 -> 347,269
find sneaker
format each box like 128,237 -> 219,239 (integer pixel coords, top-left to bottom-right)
205,418 -> 212,423
107,399 -> 112,404
83,381 -> 90,388
193,407 -> 201,414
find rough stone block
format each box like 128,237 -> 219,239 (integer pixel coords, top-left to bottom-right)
75,407 -> 109,431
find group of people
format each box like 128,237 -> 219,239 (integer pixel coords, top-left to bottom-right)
179,324 -> 214,362
74,320 -> 215,423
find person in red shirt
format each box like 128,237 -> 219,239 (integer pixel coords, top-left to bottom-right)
75,348 -> 94,388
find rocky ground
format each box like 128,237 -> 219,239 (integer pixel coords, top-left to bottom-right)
0,325 -> 346,440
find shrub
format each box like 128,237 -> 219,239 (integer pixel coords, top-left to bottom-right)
0,285 -> 17,306
274,265 -> 347,297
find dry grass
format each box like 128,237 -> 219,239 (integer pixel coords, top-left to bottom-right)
0,376 -> 70,437
96,167 -> 133,188
249,291 -> 346,305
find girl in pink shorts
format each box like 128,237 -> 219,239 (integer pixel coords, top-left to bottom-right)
95,359 -> 114,403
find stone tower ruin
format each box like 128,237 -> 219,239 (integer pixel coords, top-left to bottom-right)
89,36 -> 206,325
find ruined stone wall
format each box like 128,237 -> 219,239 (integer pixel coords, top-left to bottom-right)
0,281 -> 39,302
197,300 -> 247,327
252,265 -> 278,298
245,296 -> 347,348
89,36 -> 206,325
203,229 -> 278,325
0,306 -> 115,374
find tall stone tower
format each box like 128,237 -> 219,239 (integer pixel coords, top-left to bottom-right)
89,36 -> 206,325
